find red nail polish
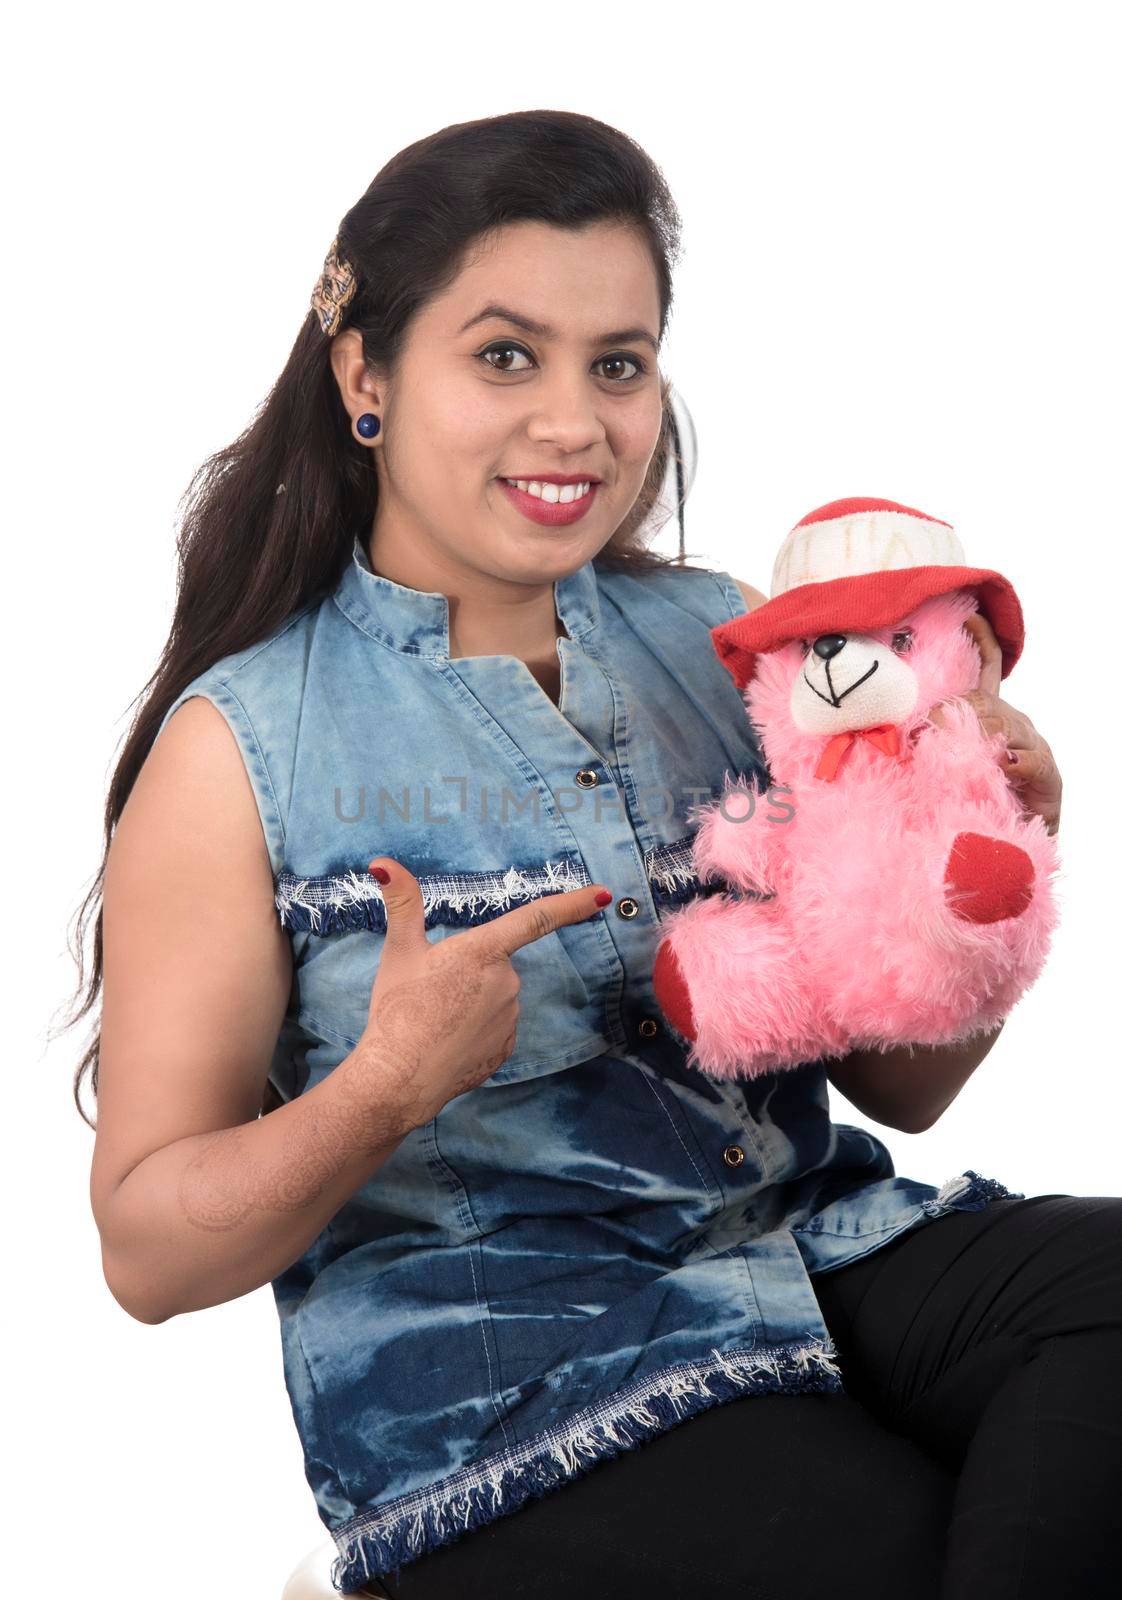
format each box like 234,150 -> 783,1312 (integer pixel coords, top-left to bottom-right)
594,890 -> 613,906
369,865 -> 390,883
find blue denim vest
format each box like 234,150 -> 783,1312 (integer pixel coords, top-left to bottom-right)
155,534 -> 1021,1591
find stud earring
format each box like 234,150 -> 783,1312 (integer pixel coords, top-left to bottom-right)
356,413 -> 381,440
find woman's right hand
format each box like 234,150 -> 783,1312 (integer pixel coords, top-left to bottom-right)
353,856 -> 613,1132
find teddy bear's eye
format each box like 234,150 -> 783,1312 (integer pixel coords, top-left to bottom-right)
799,639 -> 811,656
891,630 -> 913,652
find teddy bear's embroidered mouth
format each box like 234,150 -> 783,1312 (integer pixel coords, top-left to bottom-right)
802,653 -> 879,709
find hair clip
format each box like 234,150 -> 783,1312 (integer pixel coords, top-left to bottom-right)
310,234 -> 358,336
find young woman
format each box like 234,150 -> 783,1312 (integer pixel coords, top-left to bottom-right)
69,110 -> 1118,1598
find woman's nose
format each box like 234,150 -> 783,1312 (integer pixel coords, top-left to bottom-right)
525,380 -> 608,450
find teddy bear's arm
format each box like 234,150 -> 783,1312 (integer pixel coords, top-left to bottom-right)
689,779 -> 789,897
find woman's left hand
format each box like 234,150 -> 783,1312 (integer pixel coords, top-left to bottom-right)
925,613 -> 1062,836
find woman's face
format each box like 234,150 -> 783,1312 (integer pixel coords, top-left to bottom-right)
335,218 -> 666,588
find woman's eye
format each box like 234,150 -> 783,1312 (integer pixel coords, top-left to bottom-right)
891,631 -> 913,652
477,342 -> 645,381
479,342 -> 534,373
596,353 -> 644,381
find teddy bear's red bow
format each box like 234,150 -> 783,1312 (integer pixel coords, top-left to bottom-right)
814,722 -> 902,782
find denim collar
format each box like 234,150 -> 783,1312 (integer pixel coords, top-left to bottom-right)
333,533 -> 602,658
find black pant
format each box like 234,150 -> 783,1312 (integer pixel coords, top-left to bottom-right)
367,1194 -> 1122,1599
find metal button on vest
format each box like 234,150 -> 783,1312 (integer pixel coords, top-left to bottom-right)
616,897 -> 640,919
723,1144 -> 746,1168
638,1018 -> 659,1038
574,768 -> 599,788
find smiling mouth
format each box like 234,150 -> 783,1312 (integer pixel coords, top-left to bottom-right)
803,657 -> 879,708
498,477 -> 598,505
496,477 -> 601,528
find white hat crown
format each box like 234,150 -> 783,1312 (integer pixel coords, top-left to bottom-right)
771,501 -> 966,598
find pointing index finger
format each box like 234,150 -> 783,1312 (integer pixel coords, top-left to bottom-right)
476,885 -> 612,961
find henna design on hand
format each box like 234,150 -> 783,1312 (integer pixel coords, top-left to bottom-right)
176,936 -> 521,1231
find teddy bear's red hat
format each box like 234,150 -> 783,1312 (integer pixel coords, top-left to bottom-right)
711,497 -> 1025,693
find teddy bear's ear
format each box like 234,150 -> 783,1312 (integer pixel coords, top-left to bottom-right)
956,608 -> 1006,695
710,617 -> 759,694
967,576 -> 1025,678
728,652 -> 757,695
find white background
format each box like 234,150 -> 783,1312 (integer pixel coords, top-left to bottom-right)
9,2 -> 1120,1594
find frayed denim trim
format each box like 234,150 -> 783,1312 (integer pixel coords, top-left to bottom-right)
275,853 -> 589,934
644,832 -> 706,900
921,1169 -> 1026,1218
645,833 -> 770,912
274,832 -> 738,934
646,833 -> 724,911
328,1336 -> 843,1592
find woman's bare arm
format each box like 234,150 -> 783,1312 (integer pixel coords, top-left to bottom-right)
826,1025 -> 1004,1134
90,697 -> 414,1324
732,577 -> 768,611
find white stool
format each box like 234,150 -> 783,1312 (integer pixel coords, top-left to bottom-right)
281,1539 -> 391,1599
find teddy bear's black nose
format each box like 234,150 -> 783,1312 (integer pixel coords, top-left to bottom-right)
812,634 -> 847,660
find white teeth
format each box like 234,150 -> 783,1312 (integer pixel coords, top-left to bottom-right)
505,478 -> 593,503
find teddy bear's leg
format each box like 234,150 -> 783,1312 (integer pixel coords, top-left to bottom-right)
651,896 -> 828,1078
943,831 -> 1036,924
652,940 -> 697,1039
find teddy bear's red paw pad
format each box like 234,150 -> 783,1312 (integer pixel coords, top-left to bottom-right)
653,941 -> 698,1040
943,831 -> 1035,924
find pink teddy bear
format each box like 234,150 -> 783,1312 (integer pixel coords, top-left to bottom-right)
652,496 -> 1061,1081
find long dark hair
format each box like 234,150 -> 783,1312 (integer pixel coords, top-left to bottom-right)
59,107 -> 711,1128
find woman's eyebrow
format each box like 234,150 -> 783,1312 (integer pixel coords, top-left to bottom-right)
458,303 -> 658,351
